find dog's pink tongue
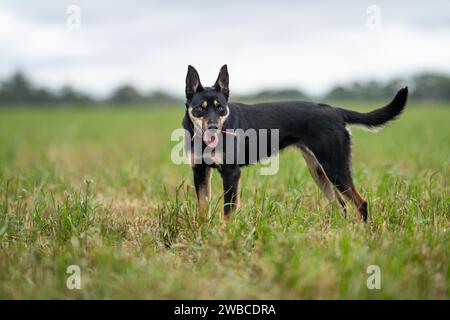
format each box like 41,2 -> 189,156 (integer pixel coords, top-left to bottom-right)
203,132 -> 219,148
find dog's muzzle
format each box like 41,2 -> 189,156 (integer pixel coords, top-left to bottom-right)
203,129 -> 219,148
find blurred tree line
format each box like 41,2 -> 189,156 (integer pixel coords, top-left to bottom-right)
0,71 -> 180,106
0,70 -> 449,106
0,72 -> 92,105
325,73 -> 450,102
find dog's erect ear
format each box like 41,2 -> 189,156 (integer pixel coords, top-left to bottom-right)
185,65 -> 203,100
214,64 -> 229,99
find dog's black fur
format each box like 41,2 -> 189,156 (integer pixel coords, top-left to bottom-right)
183,65 -> 408,222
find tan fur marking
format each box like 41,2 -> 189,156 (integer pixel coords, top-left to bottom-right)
202,118 -> 208,131
197,167 -> 212,219
202,100 -> 207,108
190,152 -> 196,168
217,106 -> 230,129
334,189 -> 347,217
350,188 -> 366,223
204,150 -> 223,165
300,146 -> 334,200
339,187 -> 367,223
188,106 -> 203,131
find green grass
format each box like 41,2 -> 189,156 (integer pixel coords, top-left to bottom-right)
0,103 -> 449,299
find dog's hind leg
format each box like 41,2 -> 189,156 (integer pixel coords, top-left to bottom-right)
299,146 -> 346,215
310,147 -> 368,223
338,186 -> 367,223
334,189 -> 347,217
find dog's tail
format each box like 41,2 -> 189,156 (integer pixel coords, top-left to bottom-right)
339,87 -> 408,131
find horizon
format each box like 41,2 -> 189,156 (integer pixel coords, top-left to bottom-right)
3,68 -> 448,101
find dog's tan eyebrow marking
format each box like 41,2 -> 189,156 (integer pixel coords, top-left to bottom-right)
202,101 -> 207,108
213,99 -> 220,107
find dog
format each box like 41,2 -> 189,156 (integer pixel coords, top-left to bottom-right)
182,65 -> 408,222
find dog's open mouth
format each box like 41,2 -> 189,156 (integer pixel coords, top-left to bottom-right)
203,130 -> 219,148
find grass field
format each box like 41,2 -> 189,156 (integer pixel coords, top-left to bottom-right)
0,102 -> 448,299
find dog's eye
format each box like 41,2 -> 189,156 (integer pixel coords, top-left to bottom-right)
218,105 -> 227,114
192,106 -> 205,117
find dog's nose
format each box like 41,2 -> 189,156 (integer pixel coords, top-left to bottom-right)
208,123 -> 219,130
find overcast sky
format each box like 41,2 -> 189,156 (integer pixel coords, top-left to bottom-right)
1,0 -> 450,97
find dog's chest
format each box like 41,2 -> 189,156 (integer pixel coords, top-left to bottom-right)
191,150 -> 224,167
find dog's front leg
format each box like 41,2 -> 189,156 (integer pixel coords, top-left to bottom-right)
193,165 -> 212,220
220,165 -> 241,219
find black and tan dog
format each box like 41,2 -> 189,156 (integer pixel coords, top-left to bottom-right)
182,65 -> 408,222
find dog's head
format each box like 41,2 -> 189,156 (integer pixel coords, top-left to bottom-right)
185,65 -> 230,147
